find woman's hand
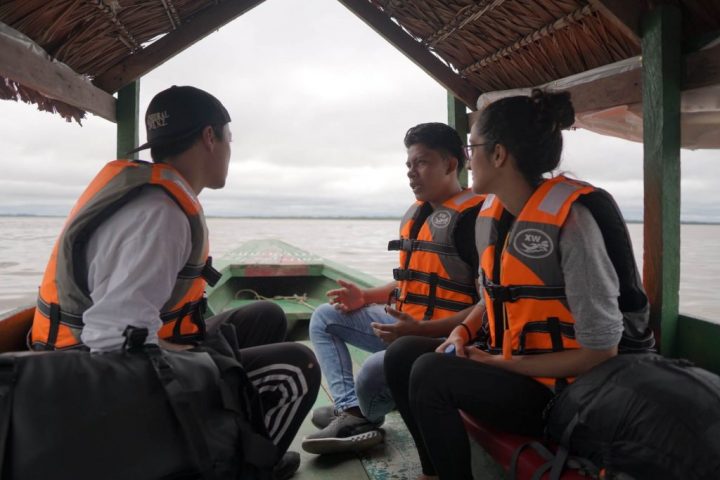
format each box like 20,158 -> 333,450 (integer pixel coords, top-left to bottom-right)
327,279 -> 365,312
435,324 -> 470,357
371,306 -> 418,343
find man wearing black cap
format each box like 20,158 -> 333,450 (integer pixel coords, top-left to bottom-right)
31,85 -> 319,479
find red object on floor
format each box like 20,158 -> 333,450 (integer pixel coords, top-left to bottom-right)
460,411 -> 587,480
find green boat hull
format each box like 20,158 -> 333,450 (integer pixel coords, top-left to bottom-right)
207,239 -> 384,329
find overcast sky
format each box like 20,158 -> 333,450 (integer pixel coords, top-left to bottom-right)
0,0 -> 718,221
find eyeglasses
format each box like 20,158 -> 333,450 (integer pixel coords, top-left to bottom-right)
463,143 -> 488,158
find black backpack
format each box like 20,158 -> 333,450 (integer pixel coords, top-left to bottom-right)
544,354 -> 720,480
0,327 -> 277,479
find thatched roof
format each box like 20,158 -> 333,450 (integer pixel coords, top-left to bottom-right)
0,0 -> 719,123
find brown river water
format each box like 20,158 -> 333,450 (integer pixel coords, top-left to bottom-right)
1,217 -> 718,323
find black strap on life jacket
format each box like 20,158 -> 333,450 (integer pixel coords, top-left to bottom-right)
483,280 -> 567,303
402,292 -> 474,313
160,298 -> 206,324
388,202 -> 434,271
178,256 -> 222,287
422,273 -> 439,320
489,209 -> 516,352
170,302 -> 192,341
35,298 -> 84,329
387,238 -> 459,256
46,303 -> 62,351
392,268 -> 477,296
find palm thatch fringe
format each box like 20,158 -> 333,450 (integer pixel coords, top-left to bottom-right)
0,75 -> 85,124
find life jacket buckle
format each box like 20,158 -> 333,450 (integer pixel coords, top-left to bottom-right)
388,239 -> 415,252
122,326 -> 149,352
393,268 -> 410,281
485,284 -> 514,303
201,257 -> 222,287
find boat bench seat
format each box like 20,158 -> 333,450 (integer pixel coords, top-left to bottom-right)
460,411 -> 587,480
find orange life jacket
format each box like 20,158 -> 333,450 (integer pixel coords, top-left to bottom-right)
388,189 -> 484,321
474,176 -> 654,389
31,160 -> 221,350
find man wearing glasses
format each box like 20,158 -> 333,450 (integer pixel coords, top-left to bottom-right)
302,123 -> 484,455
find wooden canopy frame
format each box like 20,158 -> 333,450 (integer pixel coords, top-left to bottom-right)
0,0 -> 718,372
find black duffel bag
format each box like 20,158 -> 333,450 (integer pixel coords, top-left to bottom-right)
544,353 -> 720,480
0,328 -> 277,480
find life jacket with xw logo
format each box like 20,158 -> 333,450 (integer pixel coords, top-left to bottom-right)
388,189 -> 484,321
474,176 -> 654,388
31,160 -> 222,350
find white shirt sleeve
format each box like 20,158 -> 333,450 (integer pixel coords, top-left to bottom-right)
81,187 -> 192,352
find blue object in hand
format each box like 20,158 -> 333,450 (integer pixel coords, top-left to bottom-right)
444,344 -> 456,356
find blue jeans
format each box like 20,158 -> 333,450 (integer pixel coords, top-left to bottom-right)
308,303 -> 395,423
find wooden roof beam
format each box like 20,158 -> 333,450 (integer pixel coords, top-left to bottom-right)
588,0 -> 645,49
94,0 -> 266,93
160,0 -> 182,31
0,22 -> 116,121
467,41 -> 720,124
336,0 -> 481,109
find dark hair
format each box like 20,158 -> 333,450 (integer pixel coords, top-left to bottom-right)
475,89 -> 574,185
151,124 -> 226,162
404,122 -> 465,176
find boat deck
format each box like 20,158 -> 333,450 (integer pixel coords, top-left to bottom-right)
288,339 -> 423,480
288,336 -> 504,480
206,240 -> 504,479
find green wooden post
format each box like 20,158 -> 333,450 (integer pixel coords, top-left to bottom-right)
641,6 -> 681,356
447,91 -> 469,188
116,80 -> 140,159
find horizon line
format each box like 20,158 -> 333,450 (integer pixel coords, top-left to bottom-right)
3,213 -> 720,225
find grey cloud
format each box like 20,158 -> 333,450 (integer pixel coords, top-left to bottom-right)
1,0 -> 718,222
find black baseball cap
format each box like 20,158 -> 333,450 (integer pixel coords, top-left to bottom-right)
127,85 -> 231,154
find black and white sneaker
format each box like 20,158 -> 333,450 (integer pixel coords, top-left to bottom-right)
311,405 -> 338,429
301,411 -> 384,455
311,405 -> 385,429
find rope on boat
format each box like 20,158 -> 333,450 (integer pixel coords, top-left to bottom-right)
234,289 -> 316,311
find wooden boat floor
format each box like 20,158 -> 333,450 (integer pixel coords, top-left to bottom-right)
290,341 -> 423,480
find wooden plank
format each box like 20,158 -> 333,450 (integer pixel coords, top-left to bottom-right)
345,345 -> 423,479
0,23 -> 116,121
588,0 -> 644,48
116,80 -> 140,159
466,38 -> 719,125
336,0 -> 481,109
641,5 -> 682,355
360,411 -> 423,479
448,92 -> 469,188
299,340 -> 423,479
684,42 -> 720,91
93,0 -> 266,93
